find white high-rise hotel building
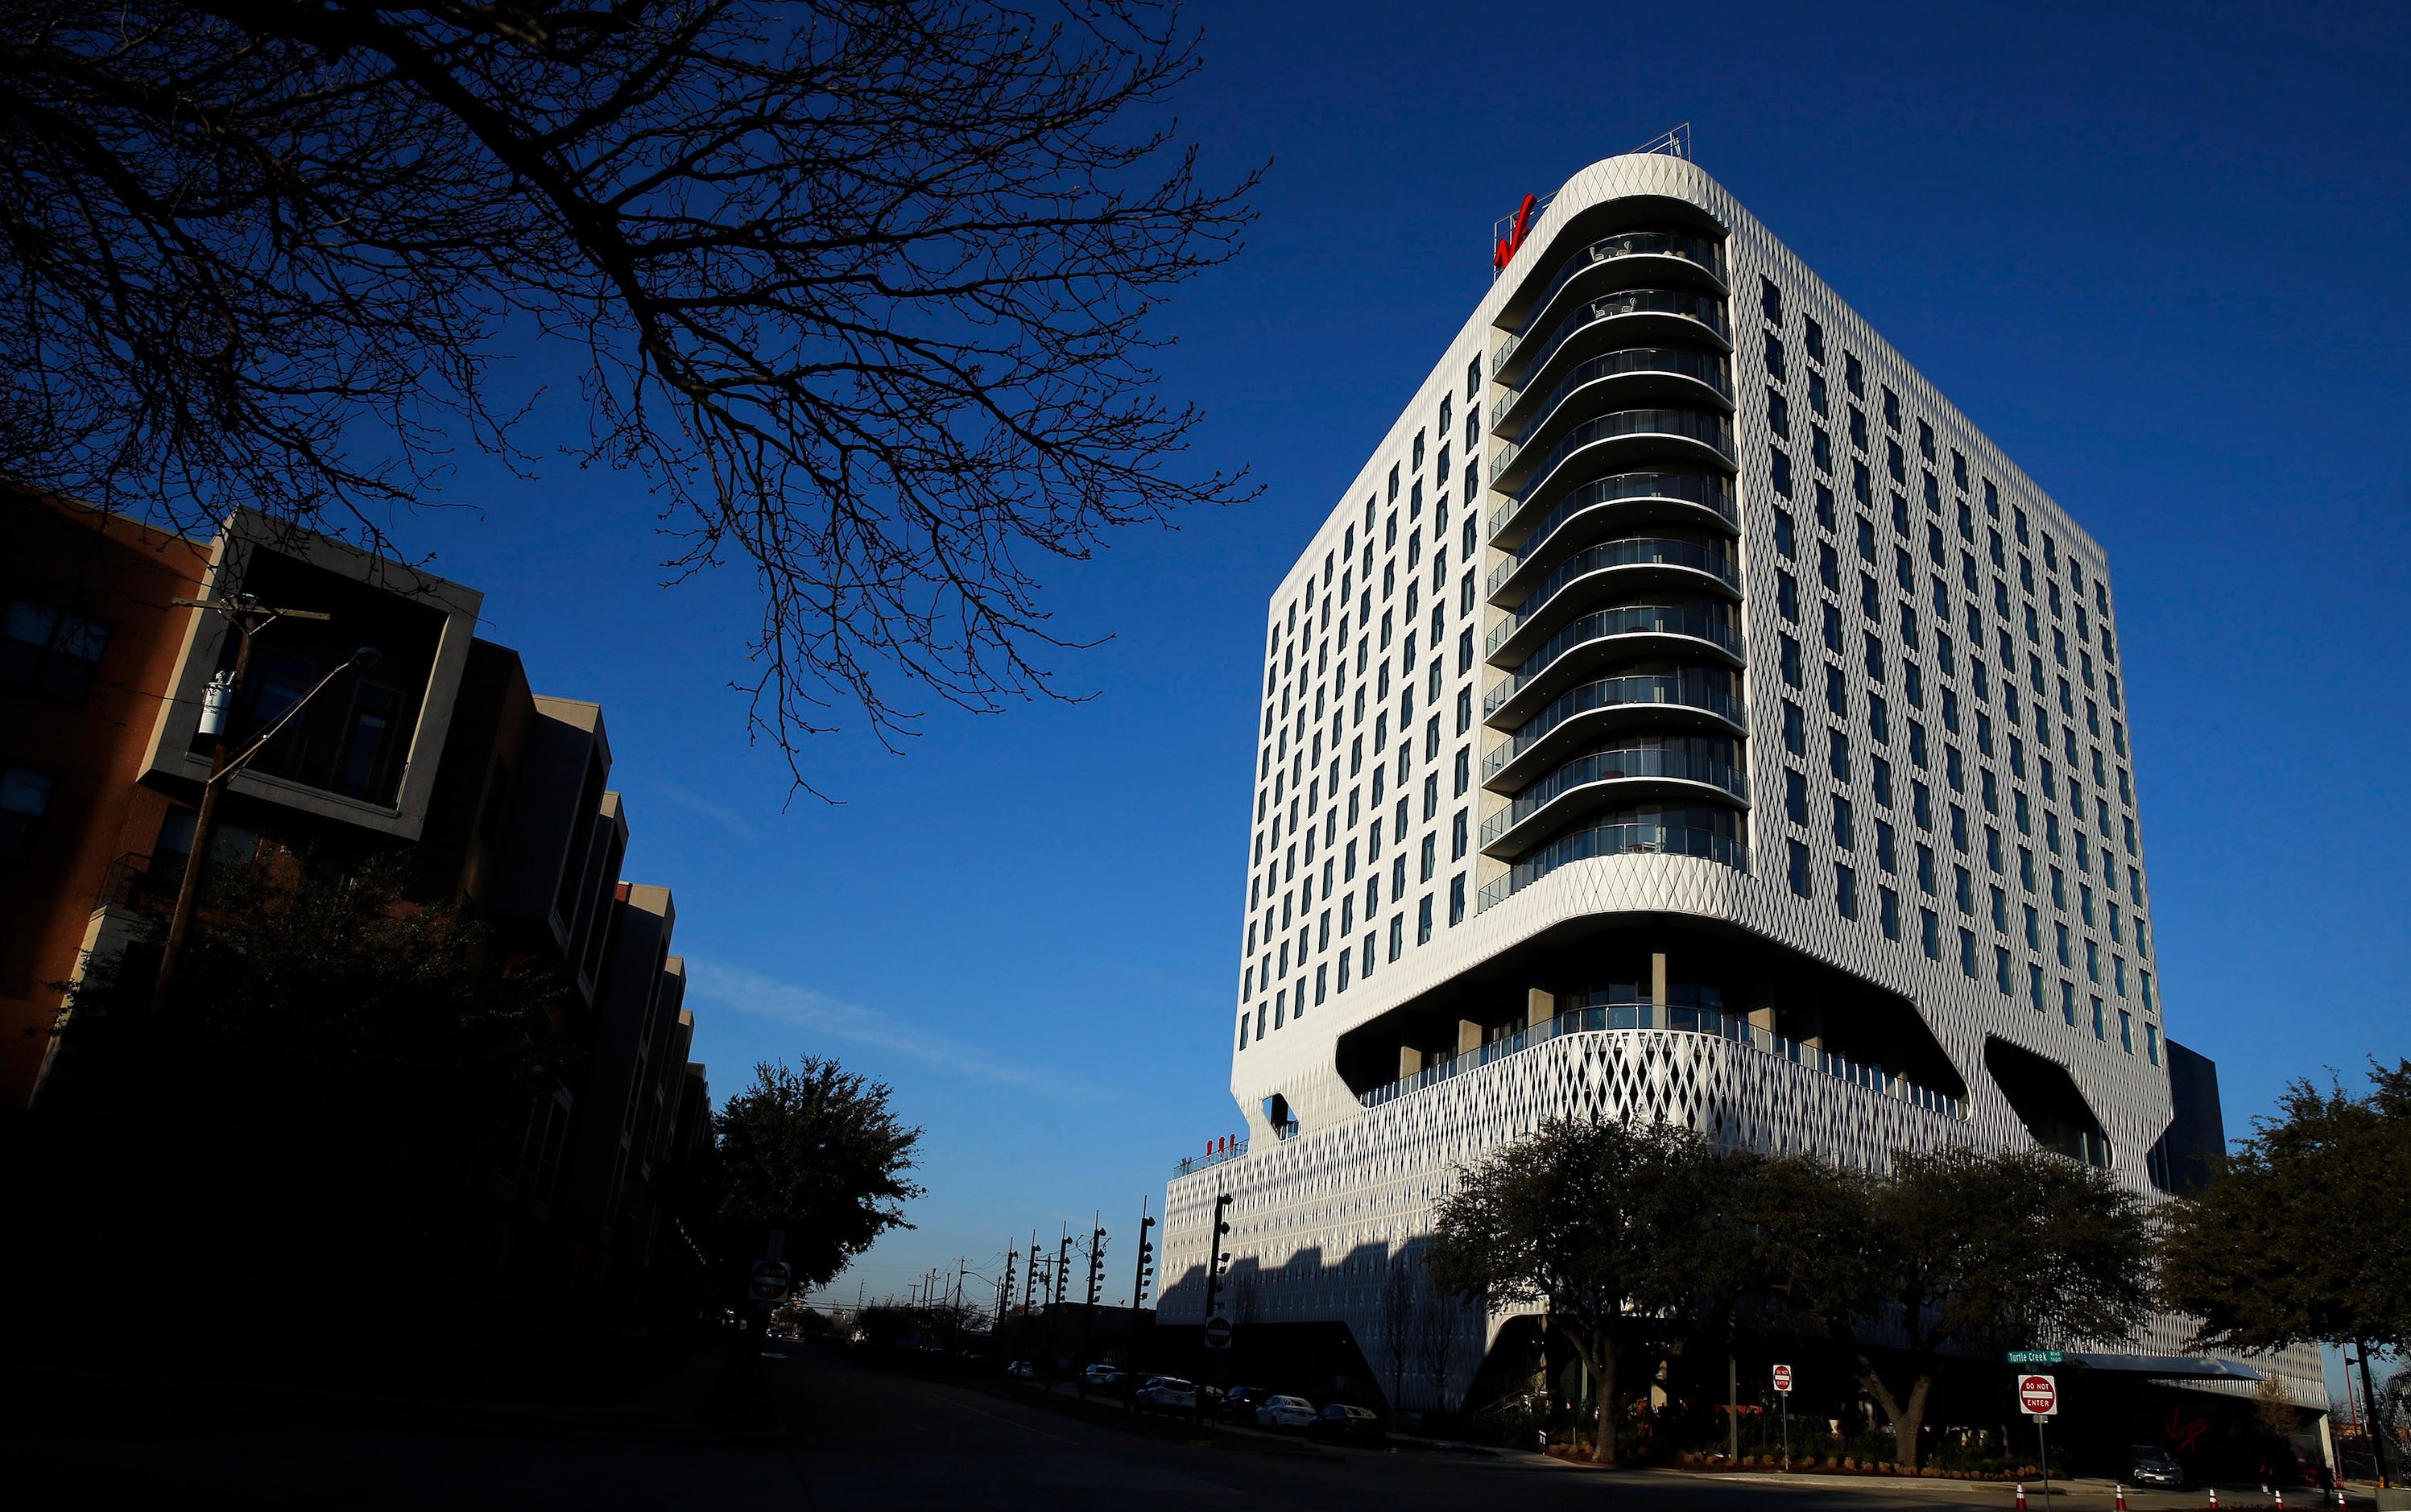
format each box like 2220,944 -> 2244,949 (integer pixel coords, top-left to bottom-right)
1160,145 -> 2318,1414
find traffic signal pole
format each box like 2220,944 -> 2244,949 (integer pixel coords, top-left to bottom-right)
1131,1199 -> 1156,1308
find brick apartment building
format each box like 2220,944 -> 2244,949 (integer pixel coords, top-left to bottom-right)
2,489 -> 715,1299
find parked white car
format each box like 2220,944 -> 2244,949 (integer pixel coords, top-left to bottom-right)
1255,1395 -> 1317,1431
1135,1376 -> 1198,1412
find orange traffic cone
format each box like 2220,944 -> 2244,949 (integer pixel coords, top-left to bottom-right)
2209,1489 -> 2219,1510
2016,1486 -> 2027,1510
2117,1485 -> 2128,1511
2275,1492 -> 2285,1510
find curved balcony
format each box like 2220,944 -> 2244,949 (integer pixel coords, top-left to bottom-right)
1485,602 -> 1740,724
1483,670 -> 1743,791
1495,288 -> 1730,393
1487,469 -> 1735,563
1476,804 -> 1748,911
1479,739 -> 1747,858
1508,230 -> 1730,353
1485,536 -> 1739,655
1492,345 -> 1733,448
1491,407 -> 1734,505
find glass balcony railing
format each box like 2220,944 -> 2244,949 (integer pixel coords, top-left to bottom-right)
1494,345 -> 1732,436
1484,671 -> 1742,780
1476,809 -> 1746,906
1358,1002 -> 1967,1121
1488,470 -> 1735,556
1487,537 -> 1738,637
1497,287 -> 1729,386
1486,604 -> 1739,715
1492,408 -> 1735,497
1479,744 -> 1747,848
1512,231 -> 1729,328
1169,1138 -> 1250,1179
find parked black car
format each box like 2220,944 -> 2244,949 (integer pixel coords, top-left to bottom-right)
1307,1404 -> 1385,1445
2126,1445 -> 2185,1489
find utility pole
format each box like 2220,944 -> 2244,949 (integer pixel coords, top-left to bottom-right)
1131,1198 -> 1157,1310
151,593 -> 368,1018
1085,1213 -> 1108,1306
997,1242 -> 1016,1330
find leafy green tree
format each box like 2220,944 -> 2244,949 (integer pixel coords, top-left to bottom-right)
1426,1117 -> 1702,1463
2158,1063 -> 2411,1480
713,1057 -> 924,1289
1764,1144 -> 2155,1469
57,850 -> 564,1128
2159,1064 -> 2411,1354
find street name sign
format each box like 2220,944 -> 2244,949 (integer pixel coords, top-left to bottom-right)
1772,1364 -> 1793,1394
2018,1374 -> 2058,1417
2007,1349 -> 2066,1365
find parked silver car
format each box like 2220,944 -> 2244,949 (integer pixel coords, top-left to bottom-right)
1255,1394 -> 1317,1431
1135,1376 -> 1198,1412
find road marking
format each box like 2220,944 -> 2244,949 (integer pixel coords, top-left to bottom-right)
947,1397 -> 1081,1446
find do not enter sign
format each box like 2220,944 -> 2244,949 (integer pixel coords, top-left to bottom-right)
2018,1374 -> 2058,1416
750,1258 -> 794,1303
1772,1364 -> 1793,1394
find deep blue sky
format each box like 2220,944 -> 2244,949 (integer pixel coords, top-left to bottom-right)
396,0 -> 2410,1314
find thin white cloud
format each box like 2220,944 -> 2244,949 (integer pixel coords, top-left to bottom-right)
655,781 -> 755,839
687,960 -> 1098,1098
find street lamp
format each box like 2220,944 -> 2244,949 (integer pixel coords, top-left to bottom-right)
150,589 -> 378,1018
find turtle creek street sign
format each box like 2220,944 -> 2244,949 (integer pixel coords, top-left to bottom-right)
2019,1374 -> 2059,1417
750,1258 -> 794,1303
2008,1349 -> 2066,1365
1772,1364 -> 1793,1394
1203,1316 -> 1233,1349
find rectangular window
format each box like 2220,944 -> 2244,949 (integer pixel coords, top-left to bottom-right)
2145,1022 -> 2161,1065
1871,755 -> 1894,808
2029,964 -> 2047,1014
1782,700 -> 1805,756
1784,767 -> 1808,824
1388,913 -> 1404,961
1,600 -> 110,702
1450,808 -> 1468,860
1777,570 -> 1800,622
1787,839 -> 1811,898
1780,634 -> 1802,687
1770,448 -> 1794,498
1996,946 -> 2014,995
1833,795 -> 1855,850
1921,907 -> 1941,960
1775,508 -> 1797,559
1959,927 -> 1979,979
1835,863 -> 1859,919
1416,894 -> 1434,944
0,765 -> 58,861
1875,820 -> 1896,873
1448,873 -> 1466,926
1916,841 -> 1936,894
1828,727 -> 1851,782
1879,886 -> 1900,940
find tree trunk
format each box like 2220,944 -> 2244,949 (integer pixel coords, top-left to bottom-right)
1854,1353 -> 1933,1469
1594,1329 -> 1619,1464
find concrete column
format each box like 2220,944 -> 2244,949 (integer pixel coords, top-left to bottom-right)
1526,988 -> 1555,1029
1651,952 -> 1669,1006
1398,1046 -> 1423,1078
1457,1019 -> 1482,1056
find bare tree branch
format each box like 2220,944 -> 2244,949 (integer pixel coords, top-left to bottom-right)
0,0 -> 1259,793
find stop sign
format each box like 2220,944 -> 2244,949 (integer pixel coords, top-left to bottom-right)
2018,1374 -> 2058,1416
1772,1363 -> 1793,1394
750,1258 -> 793,1303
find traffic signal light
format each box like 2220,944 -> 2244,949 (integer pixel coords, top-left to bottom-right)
1131,1212 -> 1157,1307
1086,1225 -> 1107,1305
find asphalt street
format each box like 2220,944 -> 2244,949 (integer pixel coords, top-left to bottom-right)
0,1343 -> 2283,1510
